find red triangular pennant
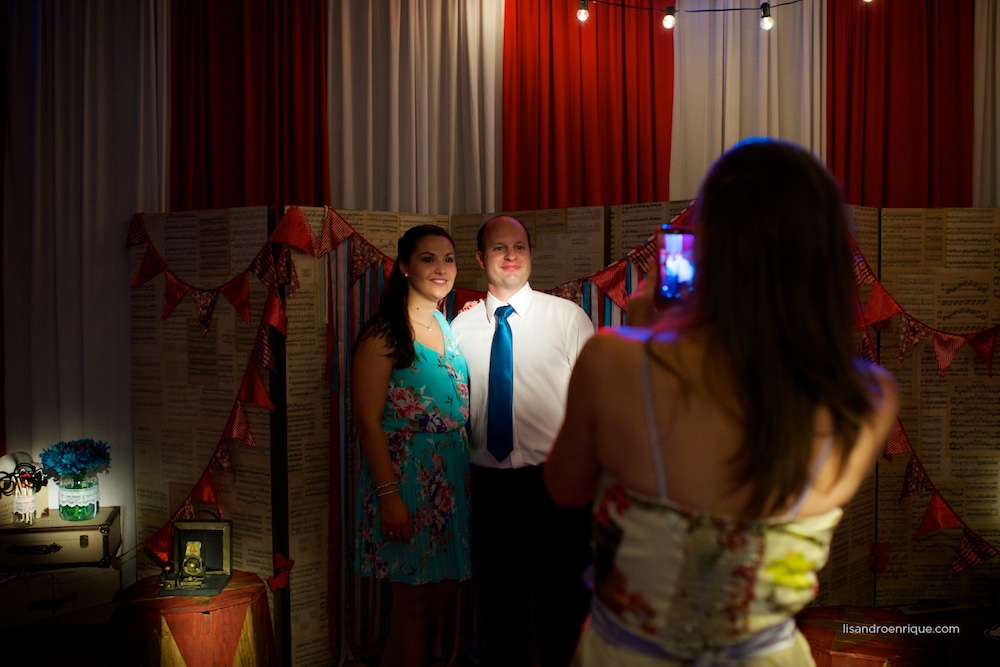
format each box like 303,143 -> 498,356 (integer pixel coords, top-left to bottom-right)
932,331 -> 966,379
131,246 -> 166,287
914,492 -> 962,536
851,247 -> 877,286
191,467 -> 220,506
882,419 -> 912,460
350,233 -> 387,284
949,528 -> 1000,576
263,291 -> 288,335
163,272 -> 189,318
966,325 -> 999,375
238,364 -> 274,410
250,244 -> 281,295
252,324 -> 277,371
220,272 -> 251,324
863,282 -> 902,329
270,206 -> 316,255
326,208 -> 356,252
211,438 -> 233,473
592,260 -> 629,310
277,245 -> 300,294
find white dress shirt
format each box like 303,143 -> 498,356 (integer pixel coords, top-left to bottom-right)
451,283 -> 595,469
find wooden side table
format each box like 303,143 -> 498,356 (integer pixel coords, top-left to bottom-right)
113,570 -> 276,666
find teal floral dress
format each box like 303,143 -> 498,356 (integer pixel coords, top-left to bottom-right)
355,311 -> 472,584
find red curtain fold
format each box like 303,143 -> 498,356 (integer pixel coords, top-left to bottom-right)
169,0 -> 329,210
827,0 -> 974,207
502,0 -> 674,211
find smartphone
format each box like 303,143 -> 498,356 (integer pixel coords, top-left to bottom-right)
657,225 -> 695,303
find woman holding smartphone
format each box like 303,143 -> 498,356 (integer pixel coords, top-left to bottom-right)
545,138 -> 899,666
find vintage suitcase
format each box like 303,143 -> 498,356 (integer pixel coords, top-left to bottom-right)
0,506 -> 121,570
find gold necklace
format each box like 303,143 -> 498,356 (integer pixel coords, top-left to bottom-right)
410,316 -> 434,332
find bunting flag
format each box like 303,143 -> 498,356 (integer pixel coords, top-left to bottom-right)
212,438 -> 233,473
220,272 -> 251,324
350,234 -> 386,284
131,246 -> 166,287
949,528 -> 1000,576
869,541 -> 890,574
966,325 -> 1000,375
862,282 -> 902,329
325,208 -> 356,253
900,454 -> 934,500
126,212 -> 150,248
263,291 -> 288,335
238,364 -> 274,410
191,288 -> 221,334
851,247 -> 877,286
882,419 -> 913,460
267,553 -> 296,591
896,313 -> 930,365
276,245 -> 300,294
591,260 -> 628,310
250,245 -> 281,295
549,278 -> 587,309
932,331 -> 966,379
224,400 -> 256,447
252,323 -> 277,371
163,271 -> 189,318
143,496 -> 197,563
914,492 -> 962,536
270,206 -> 316,255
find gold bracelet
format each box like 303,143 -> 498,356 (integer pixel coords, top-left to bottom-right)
375,480 -> 397,491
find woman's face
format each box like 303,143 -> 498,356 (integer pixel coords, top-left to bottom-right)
401,234 -> 457,304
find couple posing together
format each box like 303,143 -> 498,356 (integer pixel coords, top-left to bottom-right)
352,139 -> 900,667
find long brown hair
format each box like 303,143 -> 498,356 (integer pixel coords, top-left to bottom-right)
355,225 -> 455,369
689,138 -> 876,516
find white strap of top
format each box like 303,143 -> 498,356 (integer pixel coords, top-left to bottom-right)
641,338 -> 669,500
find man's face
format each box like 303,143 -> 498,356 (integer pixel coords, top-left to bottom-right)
477,217 -> 531,301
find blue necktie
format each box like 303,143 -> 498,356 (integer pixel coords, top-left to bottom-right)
487,305 -> 514,462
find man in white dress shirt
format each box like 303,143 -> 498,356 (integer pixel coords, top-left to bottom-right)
451,215 -> 595,667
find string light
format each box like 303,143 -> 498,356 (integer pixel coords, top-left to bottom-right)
759,3 -> 774,30
662,6 -> 676,29
574,0 -> 822,31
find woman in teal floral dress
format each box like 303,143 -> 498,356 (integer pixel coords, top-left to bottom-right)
353,225 -> 471,667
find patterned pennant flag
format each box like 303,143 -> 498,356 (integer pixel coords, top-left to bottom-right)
276,245 -> 300,294
851,248 -> 877,286
914,492 -> 962,536
250,245 -> 280,295
225,400 -> 256,447
932,331 -> 966,379
591,260 -> 628,310
211,439 -> 233,473
949,528 -> 1000,576
897,313 -> 929,365
191,289 -> 221,334
126,212 -> 150,248
252,324 -> 276,371
881,418 -> 913,460
325,208 -> 355,253
351,234 -> 386,284
900,454 -> 934,500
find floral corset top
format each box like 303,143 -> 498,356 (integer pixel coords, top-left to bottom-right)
591,475 -> 842,658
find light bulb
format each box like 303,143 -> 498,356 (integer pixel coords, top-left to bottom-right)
577,1 -> 589,22
760,3 -> 774,30
662,8 -> 676,30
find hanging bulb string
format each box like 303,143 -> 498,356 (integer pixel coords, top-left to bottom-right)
577,0 -> 810,29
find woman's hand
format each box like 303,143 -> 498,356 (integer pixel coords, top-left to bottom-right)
626,276 -> 658,327
379,490 -> 412,542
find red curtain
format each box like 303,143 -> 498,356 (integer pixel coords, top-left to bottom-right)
502,0 -> 674,211
827,0 -> 974,208
169,0 -> 330,211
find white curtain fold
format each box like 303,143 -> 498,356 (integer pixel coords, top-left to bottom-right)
2,0 -> 169,584
974,0 -> 999,207
669,0 -> 826,201
326,0 -> 504,215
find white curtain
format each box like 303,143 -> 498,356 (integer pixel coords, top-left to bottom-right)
2,0 -> 169,584
326,0 -> 504,215
669,0 -> 826,200
974,0 -> 1000,207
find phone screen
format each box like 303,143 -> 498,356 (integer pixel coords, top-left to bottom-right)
658,228 -> 695,302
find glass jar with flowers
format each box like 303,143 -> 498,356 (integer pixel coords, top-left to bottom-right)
40,439 -> 111,521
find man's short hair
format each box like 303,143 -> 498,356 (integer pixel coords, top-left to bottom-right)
476,215 -> 533,253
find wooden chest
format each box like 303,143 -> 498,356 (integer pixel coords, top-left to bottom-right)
0,506 -> 121,570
